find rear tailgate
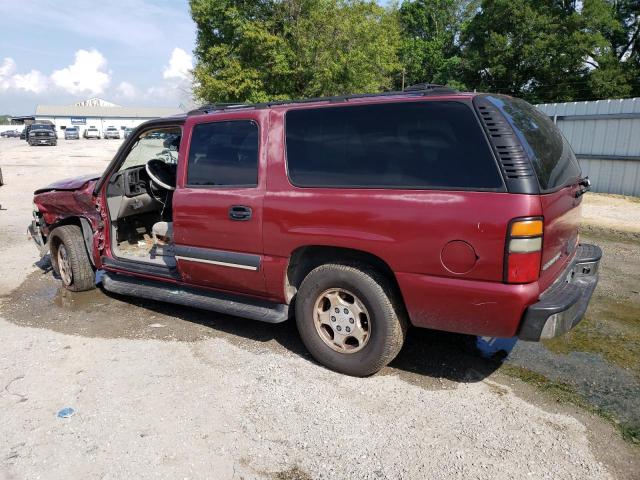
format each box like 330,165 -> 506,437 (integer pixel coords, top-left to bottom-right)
481,94 -> 584,290
538,183 -> 582,291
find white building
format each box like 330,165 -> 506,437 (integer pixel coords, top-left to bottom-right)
34,98 -> 182,137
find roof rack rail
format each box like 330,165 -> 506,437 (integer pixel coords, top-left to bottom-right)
187,85 -> 460,115
404,83 -> 458,94
187,103 -> 251,115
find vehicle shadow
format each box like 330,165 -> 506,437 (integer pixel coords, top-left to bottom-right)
100,286 -> 506,383
30,257 -> 507,383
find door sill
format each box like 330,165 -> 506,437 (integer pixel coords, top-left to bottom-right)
101,271 -> 290,323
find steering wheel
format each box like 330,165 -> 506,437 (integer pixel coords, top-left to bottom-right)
145,159 -> 176,192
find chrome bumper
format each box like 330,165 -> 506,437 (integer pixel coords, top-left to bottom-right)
518,244 -> 602,341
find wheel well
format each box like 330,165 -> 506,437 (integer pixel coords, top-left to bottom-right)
47,217 -> 95,266
285,246 -> 403,303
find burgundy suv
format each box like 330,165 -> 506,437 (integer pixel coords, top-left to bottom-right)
29,86 -> 601,376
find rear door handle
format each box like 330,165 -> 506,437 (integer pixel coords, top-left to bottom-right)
228,205 -> 252,221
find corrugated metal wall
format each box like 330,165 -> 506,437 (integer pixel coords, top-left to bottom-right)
536,98 -> 640,196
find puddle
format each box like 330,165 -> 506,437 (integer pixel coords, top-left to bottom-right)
1,270 -> 305,353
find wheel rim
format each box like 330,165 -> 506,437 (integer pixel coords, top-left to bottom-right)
57,244 -> 73,286
313,288 -> 371,354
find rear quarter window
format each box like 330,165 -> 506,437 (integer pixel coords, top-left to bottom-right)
285,101 -> 503,190
486,96 -> 581,192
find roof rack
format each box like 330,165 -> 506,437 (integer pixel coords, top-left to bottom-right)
187,84 -> 459,115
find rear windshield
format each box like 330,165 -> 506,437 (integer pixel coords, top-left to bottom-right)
486,96 -> 581,191
285,101 -> 503,190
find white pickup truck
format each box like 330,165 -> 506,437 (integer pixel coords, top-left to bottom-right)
83,127 -> 100,139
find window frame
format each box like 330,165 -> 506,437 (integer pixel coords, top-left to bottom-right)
185,119 -> 261,190
485,95 -> 581,194
283,100 -> 506,192
116,125 -> 183,173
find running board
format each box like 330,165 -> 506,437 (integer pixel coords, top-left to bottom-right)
101,272 -> 290,323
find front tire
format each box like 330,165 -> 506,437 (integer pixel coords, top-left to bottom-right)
295,264 -> 407,376
49,225 -> 95,292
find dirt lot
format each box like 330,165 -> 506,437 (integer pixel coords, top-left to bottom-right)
0,138 -> 638,479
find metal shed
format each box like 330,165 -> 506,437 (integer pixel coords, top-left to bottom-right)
536,98 -> 640,196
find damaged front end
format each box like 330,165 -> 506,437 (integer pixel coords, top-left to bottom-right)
27,174 -> 103,261
27,203 -> 48,256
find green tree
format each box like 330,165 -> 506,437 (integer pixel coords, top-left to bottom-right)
461,0 -> 639,102
190,0 -> 401,103
461,0 -> 599,103
583,0 -> 640,98
397,0 -> 475,89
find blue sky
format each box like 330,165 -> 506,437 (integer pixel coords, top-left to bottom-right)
0,1 -> 396,115
0,0 -> 197,114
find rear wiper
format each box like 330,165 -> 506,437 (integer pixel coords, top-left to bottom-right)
575,176 -> 591,198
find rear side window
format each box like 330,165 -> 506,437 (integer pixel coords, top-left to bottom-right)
285,101 -> 502,190
486,96 -> 581,191
187,120 -> 259,187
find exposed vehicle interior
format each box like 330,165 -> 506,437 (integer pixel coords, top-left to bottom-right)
105,126 -> 181,267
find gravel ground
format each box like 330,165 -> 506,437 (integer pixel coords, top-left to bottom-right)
0,138 -> 637,479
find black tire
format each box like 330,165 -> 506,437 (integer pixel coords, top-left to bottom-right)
0,167 -> 3,186
295,263 -> 407,376
49,225 -> 95,292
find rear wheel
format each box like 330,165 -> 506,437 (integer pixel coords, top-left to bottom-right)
49,225 -> 95,292
295,264 -> 407,376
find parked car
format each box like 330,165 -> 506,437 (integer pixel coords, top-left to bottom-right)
28,86 -> 601,377
65,127 -> 80,140
123,127 -> 134,139
84,127 -> 100,139
147,131 -> 166,139
104,126 -> 120,139
28,123 -> 57,146
1,129 -> 20,138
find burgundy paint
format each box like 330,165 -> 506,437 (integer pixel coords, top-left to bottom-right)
31,92 -> 583,338
440,240 -> 477,274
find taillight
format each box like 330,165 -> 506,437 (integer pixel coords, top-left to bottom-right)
505,218 -> 543,284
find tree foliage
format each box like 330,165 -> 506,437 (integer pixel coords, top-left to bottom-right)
190,0 -> 640,104
191,0 -> 400,103
461,0 -> 640,102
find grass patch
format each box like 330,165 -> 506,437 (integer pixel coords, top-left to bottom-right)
273,466 -> 313,480
542,296 -> 640,375
502,364 -> 640,445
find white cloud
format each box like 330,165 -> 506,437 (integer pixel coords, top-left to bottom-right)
13,70 -> 49,94
0,58 -> 16,78
0,57 -> 48,93
116,81 -> 136,98
50,49 -> 111,95
0,58 -> 17,90
163,47 -> 192,81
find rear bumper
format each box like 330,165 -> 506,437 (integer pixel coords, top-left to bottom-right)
518,244 -> 601,341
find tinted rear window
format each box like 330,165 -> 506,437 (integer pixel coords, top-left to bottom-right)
285,101 -> 502,190
486,96 -> 581,191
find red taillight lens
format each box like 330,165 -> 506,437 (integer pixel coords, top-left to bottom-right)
505,218 -> 543,284
507,251 -> 542,283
